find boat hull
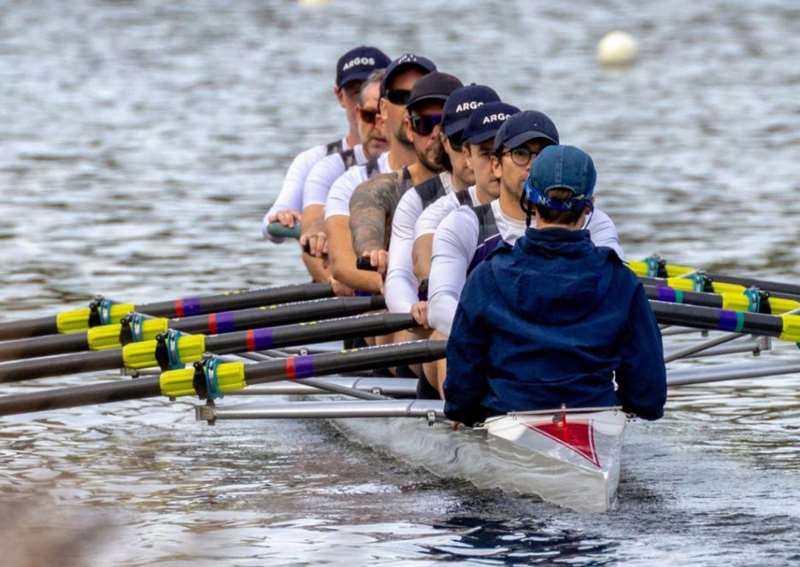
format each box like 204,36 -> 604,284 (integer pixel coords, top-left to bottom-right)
330,408 -> 626,512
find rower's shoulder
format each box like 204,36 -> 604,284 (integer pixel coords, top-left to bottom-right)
351,172 -> 404,212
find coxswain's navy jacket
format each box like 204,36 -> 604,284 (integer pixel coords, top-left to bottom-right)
444,227 -> 666,426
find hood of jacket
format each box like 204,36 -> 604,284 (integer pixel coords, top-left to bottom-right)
489,227 -> 615,324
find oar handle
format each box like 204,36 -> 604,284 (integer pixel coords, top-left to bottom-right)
356,257 -> 378,271
266,222 -> 301,240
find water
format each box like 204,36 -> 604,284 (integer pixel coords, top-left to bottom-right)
1,0 -> 800,564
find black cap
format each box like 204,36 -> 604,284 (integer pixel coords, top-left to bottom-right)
493,110 -> 559,154
336,46 -> 391,88
379,53 -> 437,98
463,102 -> 521,145
405,72 -> 463,112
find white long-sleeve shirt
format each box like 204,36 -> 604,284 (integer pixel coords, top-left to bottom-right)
413,185 -> 479,239
427,200 -> 624,336
262,136 -> 351,241
302,145 -> 367,208
384,172 -> 453,314
324,152 -> 391,219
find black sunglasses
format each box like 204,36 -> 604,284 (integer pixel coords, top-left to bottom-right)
359,108 -> 378,124
386,89 -> 412,105
410,113 -> 443,136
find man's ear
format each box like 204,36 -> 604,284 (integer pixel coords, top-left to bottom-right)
490,154 -> 503,179
334,86 -> 346,109
403,113 -> 414,144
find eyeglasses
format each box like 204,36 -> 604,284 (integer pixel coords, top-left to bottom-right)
501,146 -> 539,167
410,113 -> 443,136
386,89 -> 412,105
359,108 -> 378,124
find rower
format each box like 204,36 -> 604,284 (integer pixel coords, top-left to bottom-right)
444,145 -> 667,426
262,45 -> 390,241
299,69 -> 389,283
383,82 -> 494,318
347,71 -> 462,286
427,110 -> 624,338
325,54 -> 437,295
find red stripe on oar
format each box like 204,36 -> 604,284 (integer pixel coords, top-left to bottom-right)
208,313 -> 218,334
285,357 -> 297,381
175,299 -> 185,318
246,330 -> 256,352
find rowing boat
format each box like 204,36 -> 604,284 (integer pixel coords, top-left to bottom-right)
330,405 -> 626,512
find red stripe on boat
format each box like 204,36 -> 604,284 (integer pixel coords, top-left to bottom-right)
529,421 -> 600,467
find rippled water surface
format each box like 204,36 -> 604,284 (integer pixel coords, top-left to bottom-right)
1,1 -> 800,565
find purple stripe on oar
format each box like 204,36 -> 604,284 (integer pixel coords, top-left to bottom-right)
657,287 -> 677,302
718,310 -> 738,332
294,355 -> 315,378
250,328 -> 273,350
183,298 -> 202,316
215,311 -> 236,333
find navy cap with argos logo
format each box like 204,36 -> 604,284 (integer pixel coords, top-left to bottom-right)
379,53 -> 437,98
463,102 -> 521,145
492,110 -> 559,154
441,84 -> 500,139
336,46 -> 391,88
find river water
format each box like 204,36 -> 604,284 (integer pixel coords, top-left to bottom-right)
1,0 -> 800,565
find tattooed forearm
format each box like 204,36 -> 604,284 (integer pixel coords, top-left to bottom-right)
349,172 -> 408,255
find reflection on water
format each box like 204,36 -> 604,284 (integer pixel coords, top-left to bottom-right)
1,0 -> 800,564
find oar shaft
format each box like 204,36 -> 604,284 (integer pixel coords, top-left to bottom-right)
0,340 -> 447,417
0,296 -> 384,362
0,282 -> 334,341
0,313 -> 416,384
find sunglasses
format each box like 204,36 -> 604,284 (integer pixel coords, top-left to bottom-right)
410,113 -> 443,136
385,89 -> 412,105
359,108 -> 378,124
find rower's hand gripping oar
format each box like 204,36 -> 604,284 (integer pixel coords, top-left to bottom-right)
267,222 -> 324,257
0,340 -> 447,417
0,312 -> 420,384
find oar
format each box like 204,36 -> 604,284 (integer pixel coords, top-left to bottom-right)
643,283 -> 799,315
267,222 -> 302,240
0,281 -> 333,341
0,313 -> 419,384
649,301 -> 800,343
0,296 -> 385,362
630,256 -> 800,298
0,340 -> 445,416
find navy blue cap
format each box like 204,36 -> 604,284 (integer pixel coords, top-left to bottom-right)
380,53 -> 437,98
463,102 -> 520,145
441,84 -> 501,139
492,110 -> 559,154
406,72 -> 463,111
524,145 -> 596,212
336,46 -> 391,88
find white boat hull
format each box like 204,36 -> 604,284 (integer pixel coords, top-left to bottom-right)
331,408 -> 627,513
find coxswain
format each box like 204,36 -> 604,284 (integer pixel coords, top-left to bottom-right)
427,110 -> 624,338
444,145 -> 667,426
299,69 -> 389,282
325,54 -> 437,295
261,45 -> 390,240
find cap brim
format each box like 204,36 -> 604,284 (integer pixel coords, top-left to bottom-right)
338,70 -> 374,88
503,131 -> 558,149
406,94 -> 449,110
465,130 -> 498,145
443,117 -> 469,138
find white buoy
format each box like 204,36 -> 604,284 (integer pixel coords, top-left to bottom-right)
596,31 -> 639,66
